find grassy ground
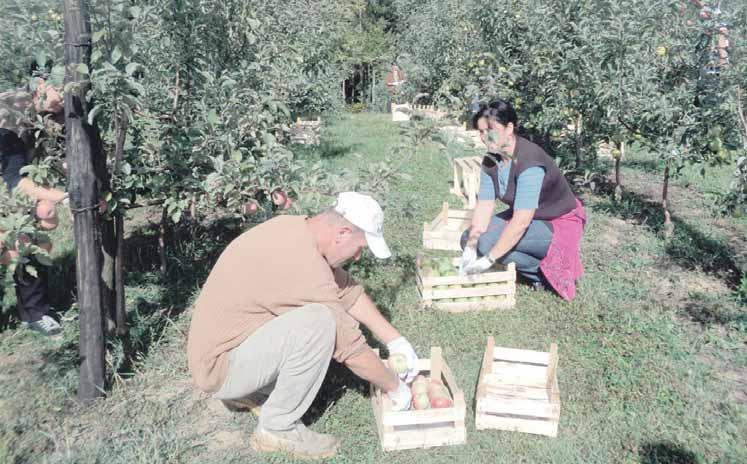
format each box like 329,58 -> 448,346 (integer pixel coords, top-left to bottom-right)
0,113 -> 745,463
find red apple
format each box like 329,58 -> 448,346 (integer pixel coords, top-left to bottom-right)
271,189 -> 287,206
241,200 -> 259,215
430,396 -> 453,408
282,197 -> 293,210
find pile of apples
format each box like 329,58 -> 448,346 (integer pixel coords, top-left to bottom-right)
410,375 -> 453,410
387,354 -> 453,410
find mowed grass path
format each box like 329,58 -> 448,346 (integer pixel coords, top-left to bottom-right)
0,113 -> 745,463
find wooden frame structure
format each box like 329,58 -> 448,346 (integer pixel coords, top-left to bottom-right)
449,156 -> 483,209
416,255 -> 516,312
475,337 -> 561,437
422,202 -> 472,251
371,347 -> 467,451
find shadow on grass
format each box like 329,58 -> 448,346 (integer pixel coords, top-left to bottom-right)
680,295 -> 747,326
640,442 -> 700,464
117,216 -> 246,372
592,190 -> 743,289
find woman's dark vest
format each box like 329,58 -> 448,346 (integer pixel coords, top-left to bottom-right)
482,136 -> 577,220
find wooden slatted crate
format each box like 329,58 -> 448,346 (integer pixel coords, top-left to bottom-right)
422,202 -> 473,251
371,347 -> 467,452
391,103 -> 411,122
416,255 -> 516,312
475,337 -> 560,437
449,156 -> 483,209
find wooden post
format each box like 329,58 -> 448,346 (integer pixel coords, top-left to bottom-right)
64,0 -> 107,402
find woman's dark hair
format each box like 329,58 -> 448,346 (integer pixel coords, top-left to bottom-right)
471,99 -> 518,130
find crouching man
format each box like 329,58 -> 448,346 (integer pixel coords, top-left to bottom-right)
187,192 -> 417,459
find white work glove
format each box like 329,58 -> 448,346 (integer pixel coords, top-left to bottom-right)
464,256 -> 494,275
386,336 -> 419,384
387,379 -> 412,412
459,246 -> 478,276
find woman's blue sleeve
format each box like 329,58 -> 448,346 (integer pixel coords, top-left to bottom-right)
478,170 -> 496,201
514,167 -> 545,210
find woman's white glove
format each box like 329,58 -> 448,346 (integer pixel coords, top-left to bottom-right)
464,256 -> 494,274
387,379 -> 412,412
386,336 -> 419,383
459,246 -> 478,276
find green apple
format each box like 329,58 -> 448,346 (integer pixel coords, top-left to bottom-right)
387,353 -> 408,374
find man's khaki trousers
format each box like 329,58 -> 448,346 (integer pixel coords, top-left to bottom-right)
212,304 -> 336,432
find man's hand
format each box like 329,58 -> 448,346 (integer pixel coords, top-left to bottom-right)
387,379 -> 412,412
386,336 -> 419,383
459,246 -> 478,276
464,256 -> 494,275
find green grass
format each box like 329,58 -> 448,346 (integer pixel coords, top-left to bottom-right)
0,113 -> 745,463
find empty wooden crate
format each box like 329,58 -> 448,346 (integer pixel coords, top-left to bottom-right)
449,156 -> 483,209
475,337 -> 560,437
416,255 -> 516,312
422,202 -> 473,251
371,347 -> 467,452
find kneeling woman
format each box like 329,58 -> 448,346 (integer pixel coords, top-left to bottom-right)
460,100 -> 586,300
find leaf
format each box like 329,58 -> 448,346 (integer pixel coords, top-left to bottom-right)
207,110 -> 219,125
111,46 -> 122,64
92,30 -> 106,43
75,63 -> 89,75
171,210 -> 182,224
125,62 -> 139,76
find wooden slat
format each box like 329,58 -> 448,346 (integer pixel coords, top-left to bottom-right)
492,347 -> 551,365
382,407 -> 458,427
482,383 -> 551,400
430,347 -> 442,383
484,369 -> 547,389
420,268 -> 515,286
422,282 -> 515,299
475,413 -> 558,437
546,343 -> 558,393
381,424 -> 466,451
476,396 -> 559,419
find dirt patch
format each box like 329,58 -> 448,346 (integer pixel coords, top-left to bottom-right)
649,264 -> 732,310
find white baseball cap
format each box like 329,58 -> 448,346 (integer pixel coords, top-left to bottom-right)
333,192 -> 391,259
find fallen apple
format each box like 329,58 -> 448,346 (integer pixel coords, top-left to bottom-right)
387,353 -> 408,374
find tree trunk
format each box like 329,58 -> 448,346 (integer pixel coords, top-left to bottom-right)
64,0 -> 107,402
575,113 -> 583,169
737,85 -> 747,149
159,209 -> 168,276
113,113 -> 128,338
662,158 -> 674,239
613,141 -> 623,201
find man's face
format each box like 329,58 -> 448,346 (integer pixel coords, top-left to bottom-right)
327,226 -> 367,268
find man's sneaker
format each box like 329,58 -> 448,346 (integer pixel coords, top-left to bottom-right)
250,422 -> 339,459
21,315 -> 62,337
